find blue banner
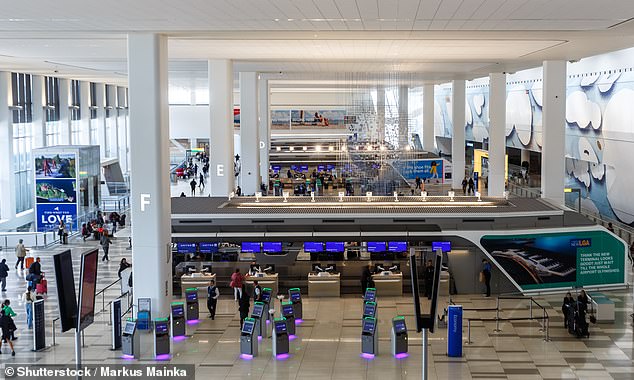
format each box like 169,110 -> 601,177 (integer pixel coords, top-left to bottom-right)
447,305 -> 463,357
36,203 -> 77,232
393,159 -> 444,182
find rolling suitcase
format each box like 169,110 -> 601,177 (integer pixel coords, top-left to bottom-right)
36,277 -> 48,294
25,257 -> 35,268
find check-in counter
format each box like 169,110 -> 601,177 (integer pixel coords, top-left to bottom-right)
371,272 -> 403,296
588,293 -> 615,323
245,273 -> 279,296
308,272 -> 341,297
180,273 -> 216,296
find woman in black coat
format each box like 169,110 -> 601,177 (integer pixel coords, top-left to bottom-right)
238,286 -> 251,328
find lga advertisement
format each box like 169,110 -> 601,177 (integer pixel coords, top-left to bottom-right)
393,159 -> 444,182
270,109 -> 347,129
34,153 -> 76,179
36,179 -> 76,203
480,231 -> 626,291
36,203 -> 78,232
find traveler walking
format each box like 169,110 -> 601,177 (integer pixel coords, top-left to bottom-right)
100,231 -> 112,261
15,240 -> 27,270
230,268 -> 244,301
22,286 -> 35,329
481,259 -> 492,297
360,265 -> 373,296
238,287 -> 250,328
190,178 -> 197,196
207,280 -> 219,320
0,308 -> 16,356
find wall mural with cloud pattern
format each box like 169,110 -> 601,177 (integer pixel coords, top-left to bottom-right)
433,68 -> 634,226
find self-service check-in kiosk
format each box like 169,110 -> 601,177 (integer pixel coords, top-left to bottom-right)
363,301 -> 377,319
171,302 -> 186,337
272,318 -> 290,357
288,288 -> 303,320
251,302 -> 266,338
185,288 -> 199,321
261,287 -> 273,334
361,317 -> 378,356
153,318 -> 170,357
122,319 -> 140,359
281,302 -> 296,335
391,316 -> 408,356
364,288 -> 377,303
240,317 -> 258,357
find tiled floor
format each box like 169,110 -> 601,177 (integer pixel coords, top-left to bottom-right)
0,226 -> 633,379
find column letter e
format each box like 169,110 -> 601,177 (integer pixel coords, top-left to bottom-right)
217,164 -> 224,177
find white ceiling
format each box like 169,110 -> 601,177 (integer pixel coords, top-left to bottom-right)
0,0 -> 634,85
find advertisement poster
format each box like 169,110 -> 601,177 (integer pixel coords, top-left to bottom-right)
393,159 -> 444,182
271,109 -> 346,129
36,179 -> 76,203
34,153 -> 76,179
36,203 -> 77,232
480,231 -> 626,291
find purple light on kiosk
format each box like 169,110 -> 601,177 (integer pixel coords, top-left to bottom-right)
360,353 -> 375,360
186,319 -> 200,325
121,354 -> 135,360
288,334 -> 297,341
155,354 -> 171,361
173,335 -> 187,342
257,336 -> 262,341
240,354 -> 254,360
276,353 -> 290,360
294,319 -> 303,325
266,320 -> 270,324
394,353 -> 409,359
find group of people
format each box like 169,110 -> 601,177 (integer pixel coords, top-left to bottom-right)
562,289 -> 591,337
461,176 -> 476,195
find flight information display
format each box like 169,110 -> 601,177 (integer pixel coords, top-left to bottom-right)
199,242 -> 219,253
241,242 -> 261,253
176,243 -> 197,254
367,242 -> 386,252
263,242 -> 282,253
432,241 -> 451,252
326,242 -> 345,253
388,241 -> 408,252
300,164 -> 309,172
304,242 -> 324,253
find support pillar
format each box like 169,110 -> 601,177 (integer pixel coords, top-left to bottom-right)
488,73 -> 507,197
376,86 -> 385,142
258,77 -> 270,185
398,85 -> 409,148
209,59 -> 235,196
423,83 -> 435,152
80,81 -> 91,145
239,72 -> 259,195
0,72 -> 15,220
95,83 -> 107,158
106,85 -> 119,158
541,61 -> 567,205
451,80 -> 466,189
59,78 -> 71,145
32,75 -> 46,148
127,33 -> 172,318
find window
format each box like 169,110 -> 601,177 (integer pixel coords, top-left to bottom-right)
11,73 -> 32,124
89,82 -> 97,119
70,80 -> 81,121
13,123 -> 33,213
45,76 -> 60,122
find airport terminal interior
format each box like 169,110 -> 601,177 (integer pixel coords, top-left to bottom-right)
2,1 -> 634,379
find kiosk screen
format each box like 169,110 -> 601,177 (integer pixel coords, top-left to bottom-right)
171,304 -> 184,317
186,291 -> 198,301
367,242 -> 386,252
263,242 -> 282,253
274,320 -> 287,334
252,303 -> 264,317
261,290 -> 272,302
199,242 -> 219,253
304,242 -> 323,253
363,303 -> 376,317
155,322 -> 168,333
123,321 -> 136,335
388,241 -> 408,252
393,319 -> 407,333
326,242 -> 344,253
242,319 -> 255,334
362,319 -> 376,334
364,289 -> 376,302
282,304 -> 294,316
290,290 -> 301,301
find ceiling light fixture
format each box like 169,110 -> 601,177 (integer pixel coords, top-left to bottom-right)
276,146 -> 281,152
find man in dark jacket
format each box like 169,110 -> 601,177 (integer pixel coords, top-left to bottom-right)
238,287 -> 250,328
361,265 -> 373,296
28,257 -> 42,283
0,259 -> 9,292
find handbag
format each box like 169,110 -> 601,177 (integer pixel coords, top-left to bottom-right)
479,271 -> 485,283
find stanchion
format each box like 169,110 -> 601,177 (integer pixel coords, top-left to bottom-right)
421,328 -> 428,380
494,298 -> 501,332
465,320 -> 472,344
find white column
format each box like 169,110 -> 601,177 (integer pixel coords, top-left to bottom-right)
258,77 -> 270,184
95,83 -> 107,158
0,72 -> 15,220
127,33 -> 172,318
488,73 -> 507,197
423,83 -> 435,152
398,85 -> 409,148
239,72 -> 259,195
451,80 -> 466,188
376,86 -> 385,142
106,86 -> 119,158
32,75 -> 46,148
541,61 -> 567,205
209,59 -> 235,196
58,78 -> 71,145
80,81 -> 91,145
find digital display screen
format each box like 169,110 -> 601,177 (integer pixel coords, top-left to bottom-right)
155,322 -> 168,333
282,304 -> 294,316
261,290 -> 271,302
290,165 -> 298,171
393,319 -> 407,333
78,249 -> 99,331
326,242 -> 344,253
388,241 -> 408,252
317,164 -> 325,171
123,321 -> 136,335
304,242 -> 324,253
241,242 -> 261,253
271,165 -> 281,172
432,241 -> 451,252
241,320 -> 255,334
171,305 -> 184,317
186,291 -> 198,301
300,164 -> 309,172
199,242 -> 219,253
252,304 -> 264,317
363,303 -> 376,317
177,243 -> 197,254
367,242 -> 386,253
274,320 -> 287,334
290,291 -> 301,301
326,164 -> 335,171
362,319 -> 376,334
263,242 -> 282,253
364,289 -> 376,302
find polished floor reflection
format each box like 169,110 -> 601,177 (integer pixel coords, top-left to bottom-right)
0,227 -> 632,379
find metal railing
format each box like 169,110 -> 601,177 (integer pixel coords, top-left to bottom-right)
95,278 -> 121,313
507,182 -> 542,199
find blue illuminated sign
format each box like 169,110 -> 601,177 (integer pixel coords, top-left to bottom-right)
36,203 -> 77,232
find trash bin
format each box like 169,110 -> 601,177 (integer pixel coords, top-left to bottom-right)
447,305 -> 463,357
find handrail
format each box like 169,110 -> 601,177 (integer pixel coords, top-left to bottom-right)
96,278 -> 121,313
466,315 -> 550,344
